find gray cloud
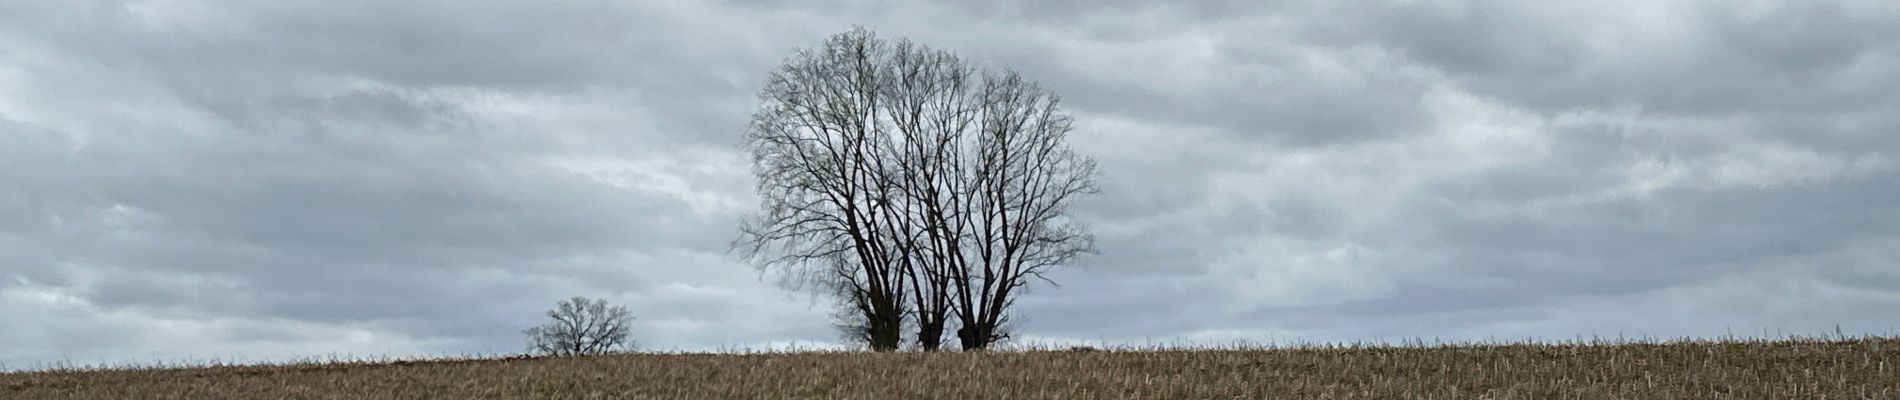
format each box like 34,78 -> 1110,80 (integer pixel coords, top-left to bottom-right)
3,0 -> 1898,368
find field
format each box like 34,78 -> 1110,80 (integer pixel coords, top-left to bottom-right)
5,337 -> 1896,399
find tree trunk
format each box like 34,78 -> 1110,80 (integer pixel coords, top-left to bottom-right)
917,315 -> 945,351
867,300 -> 904,351
957,323 -> 995,350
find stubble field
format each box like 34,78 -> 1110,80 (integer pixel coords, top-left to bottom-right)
5,337 -> 1895,399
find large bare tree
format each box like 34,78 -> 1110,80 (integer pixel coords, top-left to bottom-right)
738,29 -> 910,351
737,27 -> 1096,352
877,38 -> 975,351
948,71 -> 1097,349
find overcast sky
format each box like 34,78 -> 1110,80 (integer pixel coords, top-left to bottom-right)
4,0 -> 1899,369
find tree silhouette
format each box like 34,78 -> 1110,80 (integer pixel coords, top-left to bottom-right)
737,27 -> 1097,351
524,296 -> 634,356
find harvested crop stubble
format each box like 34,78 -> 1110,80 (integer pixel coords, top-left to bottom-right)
5,337 -> 1896,399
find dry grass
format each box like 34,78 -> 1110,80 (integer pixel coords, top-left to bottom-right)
5,337 -> 1896,399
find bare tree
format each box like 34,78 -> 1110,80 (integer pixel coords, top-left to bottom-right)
737,28 -> 909,351
947,71 -> 1097,349
878,38 -> 977,351
737,27 -> 1096,352
524,296 -> 635,356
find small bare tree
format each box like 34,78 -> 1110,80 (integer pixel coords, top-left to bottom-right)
524,296 -> 634,356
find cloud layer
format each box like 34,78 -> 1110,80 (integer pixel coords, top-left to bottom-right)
3,0 -> 1897,368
